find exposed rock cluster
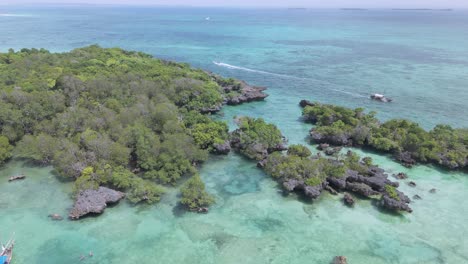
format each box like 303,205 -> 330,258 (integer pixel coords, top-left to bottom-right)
69,187 -> 125,220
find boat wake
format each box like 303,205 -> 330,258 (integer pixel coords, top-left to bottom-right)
213,61 -> 368,98
213,61 -> 305,80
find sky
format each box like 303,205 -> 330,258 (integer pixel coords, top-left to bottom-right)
0,0 -> 466,8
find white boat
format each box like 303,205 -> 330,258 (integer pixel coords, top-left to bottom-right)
370,93 -> 392,103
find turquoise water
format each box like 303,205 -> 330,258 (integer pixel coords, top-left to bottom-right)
1,6 -> 468,263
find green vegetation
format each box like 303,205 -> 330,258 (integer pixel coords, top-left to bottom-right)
287,144 -> 312,158
302,103 -> 468,170
230,117 -> 285,160
0,136 -> 13,165
384,184 -> 399,201
0,45 -> 238,206
264,149 -> 365,187
180,174 -> 215,210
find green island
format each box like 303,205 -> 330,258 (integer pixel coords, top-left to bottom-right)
230,117 -> 412,213
0,45 -> 267,218
300,100 -> 467,170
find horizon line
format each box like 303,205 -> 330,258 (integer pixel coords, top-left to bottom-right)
0,3 -> 464,9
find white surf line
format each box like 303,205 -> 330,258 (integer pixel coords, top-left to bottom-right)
213,61 -> 368,98
213,61 -> 306,80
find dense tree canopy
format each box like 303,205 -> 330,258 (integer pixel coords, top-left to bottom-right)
230,117 -> 285,160
0,45 -> 237,205
302,103 -> 468,170
180,174 -> 215,210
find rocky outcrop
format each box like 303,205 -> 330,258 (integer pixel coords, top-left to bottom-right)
380,191 -> 412,213
408,181 -> 416,187
333,256 -> 348,264
343,193 -> 355,207
346,182 -> 379,197
213,140 -> 231,155
394,172 -> 408,179
224,81 -> 268,105
346,171 -> 398,192
413,194 -> 422,200
283,179 -> 323,199
317,143 -> 330,151
200,105 -> 222,114
325,146 -> 342,156
299,100 -> 315,108
268,143 -> 288,153
325,185 -> 338,195
257,159 -> 268,168
69,187 -> 125,220
310,128 -> 351,146
429,188 -> 437,194
395,151 -> 416,168
327,175 -> 348,190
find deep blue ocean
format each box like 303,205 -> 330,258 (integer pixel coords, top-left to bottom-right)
0,6 -> 468,264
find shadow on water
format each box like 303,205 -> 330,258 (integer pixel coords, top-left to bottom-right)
172,202 -> 188,217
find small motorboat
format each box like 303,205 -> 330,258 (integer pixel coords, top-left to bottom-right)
0,238 -> 14,264
370,93 -> 392,103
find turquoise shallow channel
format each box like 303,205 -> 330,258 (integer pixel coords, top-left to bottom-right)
1,6 -> 468,264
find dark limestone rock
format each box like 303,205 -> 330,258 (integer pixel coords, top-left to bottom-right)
438,154 -> 466,169
257,159 -> 267,168
213,140 -> 231,155
380,194 -> 412,213
333,256 -> 348,264
299,99 -> 315,108
225,81 -> 268,105
325,147 -> 342,156
325,185 -> 338,195
327,176 -> 348,190
429,188 -> 437,194
395,151 -> 416,168
282,179 -> 323,199
268,143 -> 288,153
408,181 -> 417,187
251,143 -> 269,160
345,182 -> 379,197
317,143 -> 330,151
200,104 -> 222,114
346,172 -> 397,192
283,179 -> 303,192
394,172 -> 408,180
343,193 -> 355,207
69,187 -> 125,220
303,185 -> 323,199
413,194 -> 422,200
310,129 -> 350,146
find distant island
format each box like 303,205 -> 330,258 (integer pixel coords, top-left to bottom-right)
341,8 -> 369,11
392,8 -> 453,11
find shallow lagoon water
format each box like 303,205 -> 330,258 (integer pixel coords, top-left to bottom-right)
0,6 -> 468,264
1,153 -> 468,263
